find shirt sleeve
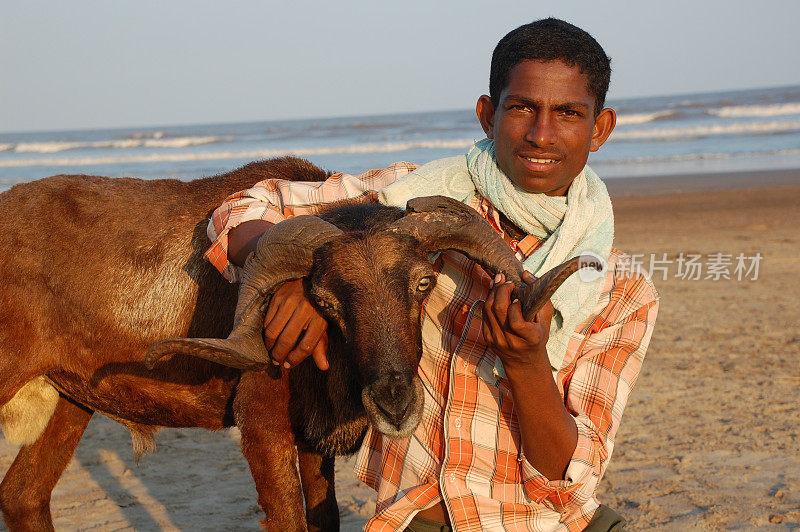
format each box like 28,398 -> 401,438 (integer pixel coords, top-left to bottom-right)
518,272 -> 660,513
204,161 -> 418,282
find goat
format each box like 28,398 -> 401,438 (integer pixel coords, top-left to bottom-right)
0,156 -> 596,530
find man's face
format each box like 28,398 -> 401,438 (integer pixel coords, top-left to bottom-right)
477,60 -> 615,196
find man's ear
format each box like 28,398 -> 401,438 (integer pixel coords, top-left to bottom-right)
476,95 -> 496,139
590,108 -> 616,152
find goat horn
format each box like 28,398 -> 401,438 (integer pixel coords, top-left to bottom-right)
146,216 -> 343,372
389,196 -> 602,320
388,196 -> 526,285
519,255 -> 604,321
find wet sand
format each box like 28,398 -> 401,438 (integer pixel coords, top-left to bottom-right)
1,169 -> 798,530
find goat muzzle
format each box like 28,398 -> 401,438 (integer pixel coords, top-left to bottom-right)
362,373 -> 424,439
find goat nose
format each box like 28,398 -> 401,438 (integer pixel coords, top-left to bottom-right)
387,372 -> 405,399
371,371 -> 414,428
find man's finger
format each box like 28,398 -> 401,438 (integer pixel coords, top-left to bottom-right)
506,298 -> 527,332
285,317 -> 327,367
481,307 -> 495,345
311,335 -> 329,371
264,280 -> 301,329
483,301 -> 511,350
263,301 -> 293,352
263,295 -> 280,331
490,281 -> 515,327
270,310 -> 310,363
535,300 -> 555,336
507,299 -> 544,344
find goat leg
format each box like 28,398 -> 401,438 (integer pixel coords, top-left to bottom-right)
298,449 -> 338,532
234,371 -> 307,531
0,394 -> 93,531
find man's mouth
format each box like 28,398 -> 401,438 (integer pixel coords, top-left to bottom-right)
519,155 -> 560,171
522,157 -> 557,164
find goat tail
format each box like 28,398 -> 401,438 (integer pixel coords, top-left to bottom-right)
0,376 -> 59,446
129,424 -> 158,463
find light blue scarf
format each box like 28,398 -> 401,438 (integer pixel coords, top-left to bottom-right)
380,139 -> 614,372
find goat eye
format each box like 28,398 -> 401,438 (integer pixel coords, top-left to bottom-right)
313,297 -> 330,309
417,277 -> 433,292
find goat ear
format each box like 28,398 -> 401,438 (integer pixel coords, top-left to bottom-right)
519,255 -> 603,321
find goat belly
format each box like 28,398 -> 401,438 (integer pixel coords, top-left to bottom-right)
46,368 -> 239,430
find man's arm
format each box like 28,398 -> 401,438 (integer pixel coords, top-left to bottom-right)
206,161 -> 418,283
228,220 -> 275,267
482,272 -> 577,480
483,266 -> 659,513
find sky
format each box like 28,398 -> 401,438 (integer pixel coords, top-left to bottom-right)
1,0 -> 799,133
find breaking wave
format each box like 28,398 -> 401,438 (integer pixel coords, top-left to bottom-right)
612,119 -> 800,141
128,131 -> 167,139
598,147 -> 800,165
615,110 -> 675,126
709,102 -> 800,118
10,136 -> 222,153
0,138 -> 477,168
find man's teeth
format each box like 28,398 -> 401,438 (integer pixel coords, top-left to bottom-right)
523,157 -> 556,163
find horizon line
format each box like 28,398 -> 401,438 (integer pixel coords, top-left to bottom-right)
2,82 -> 798,137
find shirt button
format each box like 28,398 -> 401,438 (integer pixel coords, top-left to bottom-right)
449,473 -> 456,483
454,418 -> 462,428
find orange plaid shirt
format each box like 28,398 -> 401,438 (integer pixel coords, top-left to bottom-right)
205,163 -> 659,531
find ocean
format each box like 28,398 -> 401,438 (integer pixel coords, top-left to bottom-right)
1,84 -> 799,193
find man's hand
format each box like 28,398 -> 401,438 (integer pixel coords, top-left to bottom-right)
229,221 -> 329,371
263,279 -> 329,371
482,271 -> 576,480
481,271 -> 554,370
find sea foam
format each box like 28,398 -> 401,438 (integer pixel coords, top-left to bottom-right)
709,102 -> 800,118
600,147 -> 800,165
612,119 -> 800,141
0,139 -> 477,168
11,136 -> 221,153
615,110 -> 675,126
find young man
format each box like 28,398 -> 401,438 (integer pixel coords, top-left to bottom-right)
206,18 -> 658,531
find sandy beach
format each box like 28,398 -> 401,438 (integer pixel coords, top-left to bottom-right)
0,169 -> 798,530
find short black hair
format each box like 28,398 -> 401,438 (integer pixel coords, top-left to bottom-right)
489,18 -> 611,116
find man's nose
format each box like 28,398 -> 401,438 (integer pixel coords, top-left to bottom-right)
525,113 -> 557,146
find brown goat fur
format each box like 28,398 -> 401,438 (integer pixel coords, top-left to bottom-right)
0,157 -> 372,531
